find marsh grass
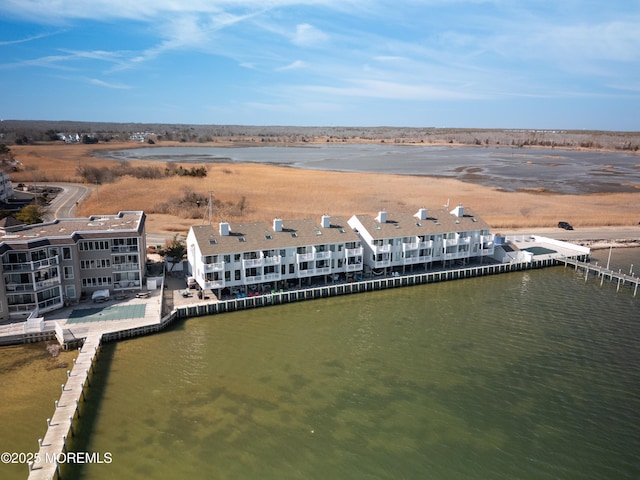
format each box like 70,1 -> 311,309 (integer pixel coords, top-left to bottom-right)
10,143 -> 640,235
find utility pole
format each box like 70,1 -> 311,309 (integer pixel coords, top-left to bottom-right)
209,191 -> 214,225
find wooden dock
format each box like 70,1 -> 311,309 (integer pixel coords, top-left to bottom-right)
563,257 -> 639,296
26,334 -> 102,480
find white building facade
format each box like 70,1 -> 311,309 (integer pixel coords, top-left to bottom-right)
0,172 -> 14,202
187,215 -> 363,297
348,206 -> 495,274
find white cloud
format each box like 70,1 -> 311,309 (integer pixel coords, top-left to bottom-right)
0,31 -> 61,46
292,23 -> 329,47
88,78 -> 132,89
303,78 -> 482,101
277,60 -> 307,71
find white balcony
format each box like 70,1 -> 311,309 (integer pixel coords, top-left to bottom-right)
244,274 -> 263,284
372,243 -> 392,253
402,255 -> 432,265
346,246 -> 363,257
296,252 -> 315,262
204,279 -> 225,289
346,263 -> 363,272
314,251 -> 332,260
402,241 -> 419,252
203,261 -> 225,272
372,259 -> 392,268
264,272 -> 281,281
243,257 -> 263,268
263,255 -> 282,266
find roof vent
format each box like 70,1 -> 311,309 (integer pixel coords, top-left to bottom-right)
450,205 -> 464,217
376,210 -> 387,223
321,215 -> 331,228
414,208 -> 428,221
219,222 -> 230,236
273,218 -> 283,232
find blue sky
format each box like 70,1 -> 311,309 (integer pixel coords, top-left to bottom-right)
1,1 -> 639,130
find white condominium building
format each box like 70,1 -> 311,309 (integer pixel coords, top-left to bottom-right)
186,215 -> 364,297
348,205 -> 495,274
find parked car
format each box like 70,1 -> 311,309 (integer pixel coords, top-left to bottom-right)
558,221 -> 574,230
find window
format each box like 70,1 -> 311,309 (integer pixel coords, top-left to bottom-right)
63,247 -> 72,260
63,266 -> 74,280
81,277 -> 112,287
79,240 -> 109,251
245,268 -> 257,278
65,285 -> 77,299
80,259 -> 110,269
235,270 -> 241,281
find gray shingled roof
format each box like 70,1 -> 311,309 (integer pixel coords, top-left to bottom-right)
192,216 -> 360,256
350,207 -> 490,239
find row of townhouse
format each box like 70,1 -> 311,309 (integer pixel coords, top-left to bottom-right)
187,205 -> 495,297
348,206 -> 495,274
187,215 -> 364,299
0,211 -> 146,323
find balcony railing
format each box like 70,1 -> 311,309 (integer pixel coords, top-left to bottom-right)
111,245 -> 139,253
35,278 -> 61,289
296,252 -> 315,262
346,247 -> 363,257
372,243 -> 392,253
204,279 -> 225,289
2,255 -> 59,272
263,255 -> 282,266
402,242 -> 419,251
402,255 -> 432,265
112,263 -> 140,272
372,259 -> 392,268
8,298 -> 62,315
314,251 -> 332,260
296,266 -> 332,278
346,263 -> 363,272
203,261 -> 225,272
242,255 -> 281,268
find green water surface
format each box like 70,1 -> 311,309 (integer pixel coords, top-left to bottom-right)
63,266 -> 639,480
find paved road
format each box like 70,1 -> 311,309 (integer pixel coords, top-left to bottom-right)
42,183 -> 93,221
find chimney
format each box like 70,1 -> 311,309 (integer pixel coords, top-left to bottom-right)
450,205 -> 464,217
321,215 -> 331,228
415,208 -> 428,220
273,218 -> 283,232
219,221 -> 230,236
375,210 -> 387,223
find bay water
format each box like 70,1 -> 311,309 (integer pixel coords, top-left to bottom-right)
70,256 -> 638,479
1,249 -> 638,479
